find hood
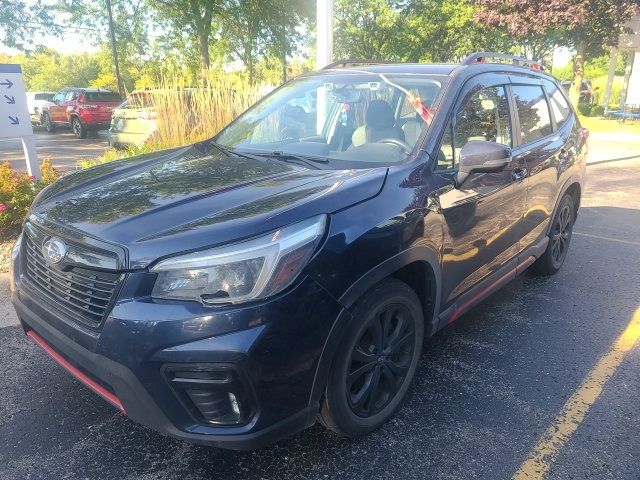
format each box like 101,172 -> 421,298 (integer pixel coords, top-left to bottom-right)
32,144 -> 387,268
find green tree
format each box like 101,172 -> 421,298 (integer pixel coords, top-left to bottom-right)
148,0 -> 223,69
474,0 -> 639,106
0,1 -> 60,49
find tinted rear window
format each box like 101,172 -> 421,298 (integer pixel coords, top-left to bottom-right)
512,85 -> 553,145
544,80 -> 571,129
83,91 -> 122,102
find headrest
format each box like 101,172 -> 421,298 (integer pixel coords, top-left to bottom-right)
366,100 -> 395,128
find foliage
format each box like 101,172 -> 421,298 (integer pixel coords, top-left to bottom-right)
474,0 -> 638,105
86,72 -> 266,166
0,159 -> 59,235
0,1 -> 60,50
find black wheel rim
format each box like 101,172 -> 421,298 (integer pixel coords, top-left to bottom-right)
551,203 -> 572,266
73,119 -> 81,136
347,304 -> 415,417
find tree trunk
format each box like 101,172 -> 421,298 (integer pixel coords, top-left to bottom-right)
281,44 -> 287,83
198,31 -> 210,70
569,40 -> 586,108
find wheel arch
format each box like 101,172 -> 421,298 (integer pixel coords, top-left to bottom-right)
548,178 -> 582,235
308,246 -> 442,407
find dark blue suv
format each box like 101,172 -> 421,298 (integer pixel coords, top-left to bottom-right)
11,53 -> 587,449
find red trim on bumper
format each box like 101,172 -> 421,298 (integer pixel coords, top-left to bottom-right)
26,330 -> 126,414
449,256 -> 537,324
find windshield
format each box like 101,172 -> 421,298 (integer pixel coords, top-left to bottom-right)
215,72 -> 446,168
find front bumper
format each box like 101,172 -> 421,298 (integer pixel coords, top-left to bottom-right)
12,270 -> 343,449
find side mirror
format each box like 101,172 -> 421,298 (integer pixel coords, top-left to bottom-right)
457,140 -> 511,185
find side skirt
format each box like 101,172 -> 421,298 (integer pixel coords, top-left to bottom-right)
437,237 -> 548,330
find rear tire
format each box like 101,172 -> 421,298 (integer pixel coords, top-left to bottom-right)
532,193 -> 575,275
72,117 -> 87,139
319,278 -> 424,437
43,112 -> 55,133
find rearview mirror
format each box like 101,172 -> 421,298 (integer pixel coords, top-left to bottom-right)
457,140 -> 511,185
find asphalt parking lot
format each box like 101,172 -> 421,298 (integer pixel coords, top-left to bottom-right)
1,156 -> 639,479
0,129 -> 109,172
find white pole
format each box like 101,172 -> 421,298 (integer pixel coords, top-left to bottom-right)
316,0 -> 334,135
21,135 -> 40,180
316,0 -> 334,69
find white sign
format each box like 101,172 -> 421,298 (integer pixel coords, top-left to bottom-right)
0,64 -> 38,179
0,64 -> 33,137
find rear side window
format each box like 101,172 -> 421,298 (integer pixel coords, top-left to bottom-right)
544,80 -> 571,129
83,91 -> 122,102
511,85 -> 552,145
34,93 -> 53,101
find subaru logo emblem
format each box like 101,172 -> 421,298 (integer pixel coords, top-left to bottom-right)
42,238 -> 67,264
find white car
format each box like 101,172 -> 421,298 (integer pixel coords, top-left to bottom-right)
26,91 -> 55,124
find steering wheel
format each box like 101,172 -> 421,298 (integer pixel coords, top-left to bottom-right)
377,138 -> 412,152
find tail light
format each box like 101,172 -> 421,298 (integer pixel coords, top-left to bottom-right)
580,128 -> 589,140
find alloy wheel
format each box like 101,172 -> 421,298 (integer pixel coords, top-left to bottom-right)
551,203 -> 572,266
347,304 -> 415,417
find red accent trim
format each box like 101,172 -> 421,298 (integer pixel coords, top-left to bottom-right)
26,330 -> 126,414
448,256 -> 536,325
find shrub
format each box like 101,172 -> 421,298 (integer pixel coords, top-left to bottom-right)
577,102 -> 592,116
89,73 -> 269,167
590,105 -> 605,117
0,158 -> 59,238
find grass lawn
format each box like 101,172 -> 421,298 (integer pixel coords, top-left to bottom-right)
579,115 -> 640,135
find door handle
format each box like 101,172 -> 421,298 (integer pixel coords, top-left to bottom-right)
512,167 -> 527,182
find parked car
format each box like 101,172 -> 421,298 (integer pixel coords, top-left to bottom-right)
108,90 -> 159,148
25,91 -> 55,124
561,79 -> 596,104
42,88 -> 123,138
11,52 -> 586,450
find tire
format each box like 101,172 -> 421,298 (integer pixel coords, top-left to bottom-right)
72,116 -> 87,139
531,193 -> 575,275
319,278 -> 424,437
43,112 -> 55,133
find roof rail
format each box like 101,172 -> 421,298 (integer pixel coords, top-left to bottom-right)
321,59 -> 396,70
462,52 -> 544,71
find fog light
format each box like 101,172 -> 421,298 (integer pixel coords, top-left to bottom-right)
229,392 -> 240,416
186,389 -> 242,424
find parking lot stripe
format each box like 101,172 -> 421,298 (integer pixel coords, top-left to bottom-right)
513,306 -> 640,480
573,231 -> 640,247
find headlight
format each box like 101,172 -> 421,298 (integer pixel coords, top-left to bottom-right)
151,215 -> 327,305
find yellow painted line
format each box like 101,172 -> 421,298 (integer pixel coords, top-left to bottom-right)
573,231 -> 640,248
513,307 -> 640,480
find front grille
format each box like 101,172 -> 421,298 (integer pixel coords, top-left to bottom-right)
23,233 -> 121,329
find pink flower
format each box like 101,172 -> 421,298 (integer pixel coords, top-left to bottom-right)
29,175 -> 36,181
0,203 -> 6,212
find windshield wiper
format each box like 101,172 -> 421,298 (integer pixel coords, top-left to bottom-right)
251,151 -> 330,169
208,141 -> 265,162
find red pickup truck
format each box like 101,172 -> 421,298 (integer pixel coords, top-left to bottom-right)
42,88 -> 123,139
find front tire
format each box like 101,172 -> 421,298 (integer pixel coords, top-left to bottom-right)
319,278 -> 424,437
72,117 -> 87,139
43,112 -> 55,133
532,193 -> 575,275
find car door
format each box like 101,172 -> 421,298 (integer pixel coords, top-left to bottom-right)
508,78 -> 568,253
433,75 -> 527,306
48,90 -> 67,122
